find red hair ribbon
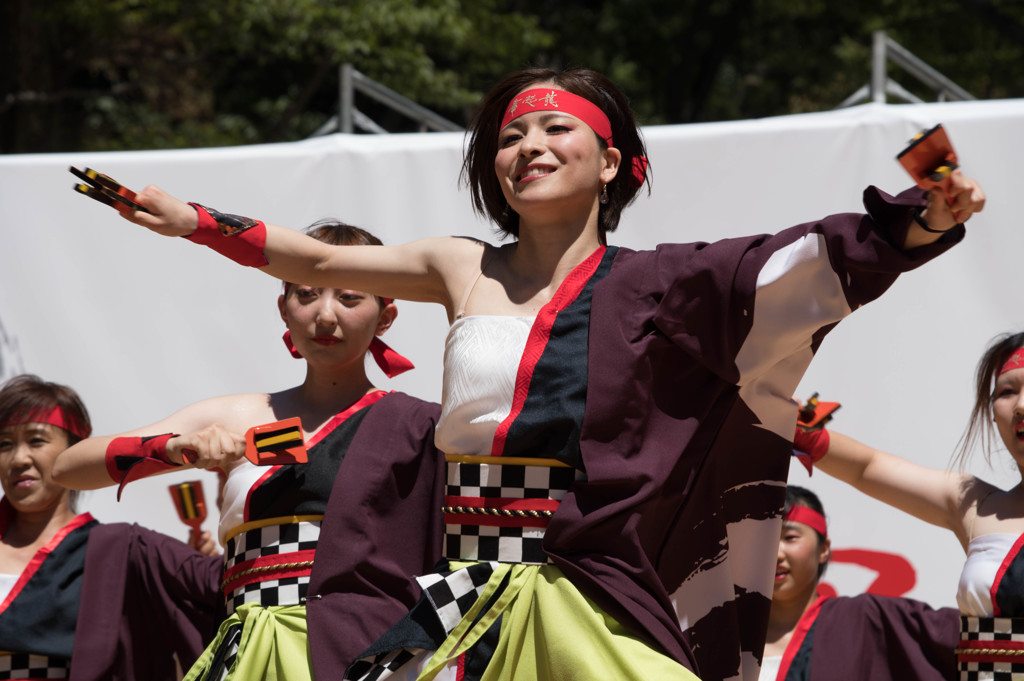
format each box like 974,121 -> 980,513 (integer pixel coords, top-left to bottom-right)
999,347 -> 1024,376
369,337 -> 414,378
4,407 -> 90,440
784,504 -> 828,539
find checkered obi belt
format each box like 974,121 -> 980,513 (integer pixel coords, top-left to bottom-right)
221,515 -> 322,615
958,615 -> 1024,679
443,454 -> 583,565
0,652 -> 68,680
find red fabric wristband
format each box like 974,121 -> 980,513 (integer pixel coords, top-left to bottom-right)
105,433 -> 180,500
185,203 -> 269,267
792,427 -> 831,476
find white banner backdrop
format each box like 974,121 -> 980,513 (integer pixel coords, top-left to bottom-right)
1,99 -> 1022,609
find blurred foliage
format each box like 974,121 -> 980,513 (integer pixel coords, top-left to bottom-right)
2,0 -> 1023,152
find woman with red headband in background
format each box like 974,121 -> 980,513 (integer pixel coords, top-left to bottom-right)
0,374 -> 222,681
762,484 -> 958,681
89,66 -> 983,681
53,222 -> 445,681
796,331 -> 1024,680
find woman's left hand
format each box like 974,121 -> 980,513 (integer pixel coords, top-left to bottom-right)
920,170 -> 986,231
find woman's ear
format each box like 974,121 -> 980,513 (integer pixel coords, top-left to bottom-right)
376,302 -> 398,335
600,146 -> 622,185
277,294 -> 287,323
818,537 -> 832,567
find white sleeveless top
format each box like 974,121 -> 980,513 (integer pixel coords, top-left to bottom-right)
0,573 -> 17,605
758,655 -> 782,681
957,532 -> 1018,616
217,460 -> 268,544
434,315 -> 533,456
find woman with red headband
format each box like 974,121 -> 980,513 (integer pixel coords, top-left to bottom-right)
0,374 -> 222,681
762,485 -> 958,681
796,331 -> 1024,680
53,222 -> 445,681
95,66 -> 983,681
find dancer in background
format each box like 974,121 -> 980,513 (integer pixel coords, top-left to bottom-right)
0,374 -> 221,681
94,67 -> 982,681
761,485 -> 958,681
54,222 -> 445,681
796,331 -> 1024,680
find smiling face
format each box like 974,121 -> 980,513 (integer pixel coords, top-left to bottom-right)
774,520 -> 830,604
279,285 -> 395,370
992,366 -> 1024,464
0,422 -> 71,515
494,85 -> 620,225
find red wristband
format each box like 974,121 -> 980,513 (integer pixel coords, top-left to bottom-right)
105,434 -> 180,500
792,427 -> 830,476
185,203 -> 269,267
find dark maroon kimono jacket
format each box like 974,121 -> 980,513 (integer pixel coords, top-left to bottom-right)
529,186 -> 964,680
301,392 -> 445,680
777,594 -> 959,681
71,522 -> 223,681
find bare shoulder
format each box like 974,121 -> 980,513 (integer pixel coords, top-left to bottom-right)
157,392 -> 275,434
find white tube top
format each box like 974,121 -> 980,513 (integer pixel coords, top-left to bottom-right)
434,315 -> 533,456
958,532 -> 1019,616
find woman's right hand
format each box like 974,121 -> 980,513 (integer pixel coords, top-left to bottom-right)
121,185 -> 199,237
167,424 -> 246,470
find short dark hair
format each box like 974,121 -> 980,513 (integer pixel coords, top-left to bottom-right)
0,374 -> 91,445
282,220 -> 387,306
461,67 -> 650,240
784,485 -> 830,578
955,331 -> 1024,468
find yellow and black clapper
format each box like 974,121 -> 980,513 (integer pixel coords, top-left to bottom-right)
244,417 -> 308,466
169,480 -> 208,529
69,166 -> 149,215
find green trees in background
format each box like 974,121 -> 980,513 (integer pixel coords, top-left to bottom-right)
3,0 -> 1022,153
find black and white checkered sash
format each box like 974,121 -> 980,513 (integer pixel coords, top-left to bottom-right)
442,454 -> 583,566
221,514 -> 322,615
0,652 -> 69,680
958,616 -> 1024,678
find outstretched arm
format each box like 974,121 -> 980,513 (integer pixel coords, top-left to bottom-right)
118,185 -> 479,313
52,395 -> 249,491
810,429 -> 979,546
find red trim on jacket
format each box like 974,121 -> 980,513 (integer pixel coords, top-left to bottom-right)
491,247 -> 606,456
0,500 -> 95,616
775,592 -> 831,680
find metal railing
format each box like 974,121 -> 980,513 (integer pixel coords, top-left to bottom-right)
838,30 -> 975,107
309,63 -> 463,136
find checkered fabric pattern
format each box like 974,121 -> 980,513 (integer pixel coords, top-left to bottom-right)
345,648 -> 424,681
197,622 -> 242,681
417,561 -> 498,634
223,519 -> 320,615
444,460 -> 581,565
446,460 -> 579,499
958,616 -> 1024,680
345,563 -> 501,681
0,652 -> 69,679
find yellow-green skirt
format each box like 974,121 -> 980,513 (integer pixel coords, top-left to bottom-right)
351,562 -> 700,681
185,603 -> 310,681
